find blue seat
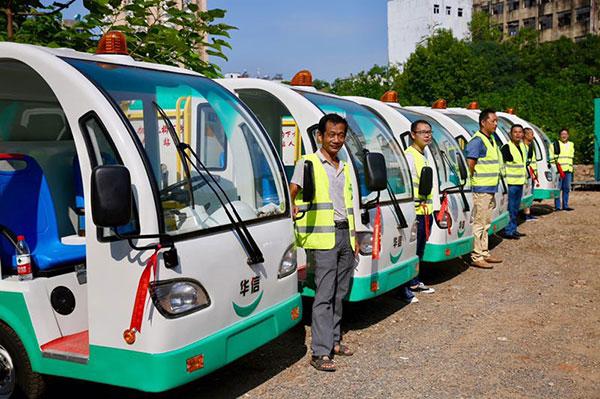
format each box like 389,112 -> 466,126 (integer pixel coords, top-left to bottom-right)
0,153 -> 85,272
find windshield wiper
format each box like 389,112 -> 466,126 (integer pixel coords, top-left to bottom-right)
439,149 -> 470,212
153,102 -> 264,265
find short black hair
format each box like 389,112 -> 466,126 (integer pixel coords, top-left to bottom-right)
479,108 -> 496,126
410,119 -> 431,133
318,113 -> 348,135
523,127 -> 534,134
559,127 -> 569,134
510,124 -> 524,134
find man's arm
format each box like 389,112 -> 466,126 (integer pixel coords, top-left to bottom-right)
467,158 -> 477,177
289,183 -> 300,217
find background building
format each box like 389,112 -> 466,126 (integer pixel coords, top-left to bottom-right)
472,0 -> 599,42
387,0 -> 473,66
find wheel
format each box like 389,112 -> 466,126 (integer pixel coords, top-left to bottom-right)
0,323 -> 45,399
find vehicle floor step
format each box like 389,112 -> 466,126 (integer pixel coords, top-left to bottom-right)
40,330 -> 89,363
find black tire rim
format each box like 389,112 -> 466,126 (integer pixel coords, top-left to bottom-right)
0,345 -> 15,398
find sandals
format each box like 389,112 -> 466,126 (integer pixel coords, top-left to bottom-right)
333,343 -> 354,356
310,355 -> 336,372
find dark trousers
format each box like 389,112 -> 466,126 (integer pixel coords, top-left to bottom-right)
404,214 -> 432,298
555,172 -> 572,210
506,184 -> 523,236
309,227 -> 355,357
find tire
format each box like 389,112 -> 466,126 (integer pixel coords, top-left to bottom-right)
0,322 -> 45,399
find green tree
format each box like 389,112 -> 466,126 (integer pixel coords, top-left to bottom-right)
330,64 -> 401,99
0,0 -> 235,77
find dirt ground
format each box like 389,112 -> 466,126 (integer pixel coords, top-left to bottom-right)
48,191 -> 600,399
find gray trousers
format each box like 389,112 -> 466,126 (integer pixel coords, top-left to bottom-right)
309,227 -> 355,357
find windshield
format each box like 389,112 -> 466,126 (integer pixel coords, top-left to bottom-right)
528,123 -> 551,161
397,109 -> 470,191
66,58 -> 286,236
495,117 -> 512,142
298,91 -> 412,203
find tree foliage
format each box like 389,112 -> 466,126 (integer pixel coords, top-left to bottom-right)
328,23 -> 600,163
0,0 -> 234,77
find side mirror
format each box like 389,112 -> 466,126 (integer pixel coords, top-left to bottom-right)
419,166 -> 433,197
365,152 -> 388,192
302,160 -> 315,203
91,165 -> 132,228
553,141 -> 561,155
458,159 -> 468,181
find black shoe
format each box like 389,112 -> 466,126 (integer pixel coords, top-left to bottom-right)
554,208 -> 562,212
564,207 -> 574,211
500,233 -> 520,240
515,232 -> 527,237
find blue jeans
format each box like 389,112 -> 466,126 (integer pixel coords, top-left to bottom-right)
402,214 -> 432,299
555,172 -> 572,210
506,185 -> 523,236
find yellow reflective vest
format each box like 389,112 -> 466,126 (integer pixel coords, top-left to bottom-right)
505,141 -> 527,185
556,141 -> 574,173
470,131 -> 501,188
294,153 -> 356,250
405,146 -> 433,215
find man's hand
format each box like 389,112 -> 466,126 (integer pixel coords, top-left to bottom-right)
292,206 -> 299,218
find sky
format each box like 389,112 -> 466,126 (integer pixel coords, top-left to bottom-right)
61,0 -> 389,82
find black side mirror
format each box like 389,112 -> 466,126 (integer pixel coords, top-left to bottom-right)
302,160 -> 315,203
365,152 -> 388,192
458,159 -> 468,181
553,141 -> 561,155
419,166 -> 433,197
400,131 -> 412,148
91,165 -> 132,228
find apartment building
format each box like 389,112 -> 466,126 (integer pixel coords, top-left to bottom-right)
388,0 -> 473,65
472,0 -> 599,42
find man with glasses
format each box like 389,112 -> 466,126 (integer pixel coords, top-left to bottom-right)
398,120 -> 435,303
500,124 -> 527,239
290,113 -> 357,372
465,109 -> 503,269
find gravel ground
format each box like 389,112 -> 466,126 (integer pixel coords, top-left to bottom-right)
47,191 -> 600,398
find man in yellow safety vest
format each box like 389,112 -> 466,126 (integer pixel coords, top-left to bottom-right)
500,124 -> 527,239
523,127 -> 538,221
290,113 -> 356,372
398,119 -> 435,304
554,128 -> 575,211
465,109 -> 503,269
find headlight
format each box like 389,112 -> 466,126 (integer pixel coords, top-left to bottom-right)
433,210 -> 452,229
278,245 -> 297,279
356,232 -> 373,255
150,279 -> 210,318
410,221 -> 418,242
545,171 -> 552,182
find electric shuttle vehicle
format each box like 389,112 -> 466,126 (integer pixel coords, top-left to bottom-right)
348,93 -> 475,263
403,104 -> 511,235
0,35 -> 302,398
497,110 -> 560,201
219,72 -> 419,302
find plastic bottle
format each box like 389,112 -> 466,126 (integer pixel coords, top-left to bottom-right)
15,235 -> 33,281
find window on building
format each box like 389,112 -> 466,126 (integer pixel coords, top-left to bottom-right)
523,17 -> 536,30
434,4 -> 440,14
508,20 -> 519,36
524,0 -> 536,7
576,6 -> 591,23
492,2 -> 504,15
495,24 -> 504,35
541,0 -> 552,5
458,7 -> 464,17
558,11 -> 572,28
575,35 -> 586,43
540,14 -> 553,30
509,1 -> 520,12
446,6 -> 451,15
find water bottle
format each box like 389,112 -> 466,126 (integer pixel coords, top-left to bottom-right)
15,235 -> 33,281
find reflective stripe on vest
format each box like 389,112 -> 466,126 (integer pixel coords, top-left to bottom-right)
470,131 -> 500,187
557,141 -> 574,173
505,141 -> 527,185
294,153 -> 356,250
405,146 -> 433,215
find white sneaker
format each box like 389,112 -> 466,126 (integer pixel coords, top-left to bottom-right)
409,296 -> 419,304
411,282 -> 435,294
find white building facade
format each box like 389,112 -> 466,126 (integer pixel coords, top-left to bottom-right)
387,0 -> 473,66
